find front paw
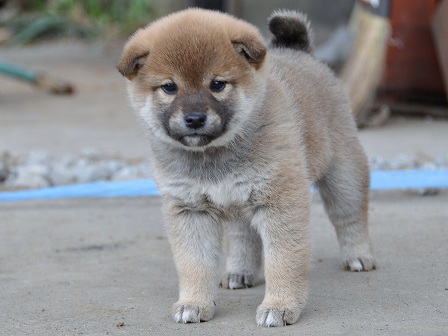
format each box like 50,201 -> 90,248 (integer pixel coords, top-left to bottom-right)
342,252 -> 377,272
172,301 -> 215,323
256,305 -> 302,327
220,272 -> 254,289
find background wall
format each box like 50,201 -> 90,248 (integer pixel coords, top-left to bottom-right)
153,0 -> 356,45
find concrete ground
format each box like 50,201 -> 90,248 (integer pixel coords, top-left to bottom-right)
1,41 -> 448,335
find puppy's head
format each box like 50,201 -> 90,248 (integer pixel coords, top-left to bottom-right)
118,8 -> 267,150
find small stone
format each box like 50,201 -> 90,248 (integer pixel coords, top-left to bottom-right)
25,150 -> 52,165
420,162 -> 437,170
113,166 -> 139,181
389,155 -> 416,170
0,152 -> 12,183
435,157 -> 448,169
81,148 -> 104,162
417,188 -> 440,196
5,164 -> 50,189
49,160 -> 78,185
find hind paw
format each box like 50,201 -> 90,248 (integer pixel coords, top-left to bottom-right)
220,272 -> 254,289
343,254 -> 377,272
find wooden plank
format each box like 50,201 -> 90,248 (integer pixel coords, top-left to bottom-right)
387,102 -> 448,117
341,9 -> 390,118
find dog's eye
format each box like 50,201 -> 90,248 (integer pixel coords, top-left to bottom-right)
161,82 -> 178,95
210,80 -> 226,93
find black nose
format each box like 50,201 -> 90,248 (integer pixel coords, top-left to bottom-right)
184,112 -> 207,129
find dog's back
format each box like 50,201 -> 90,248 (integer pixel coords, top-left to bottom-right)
265,11 -> 362,182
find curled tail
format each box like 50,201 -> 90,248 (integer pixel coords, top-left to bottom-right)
268,10 -> 314,53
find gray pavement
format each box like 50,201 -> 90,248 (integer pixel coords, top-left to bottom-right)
1,193 -> 447,335
1,41 -> 448,335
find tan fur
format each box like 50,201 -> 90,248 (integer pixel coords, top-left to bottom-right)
118,8 -> 376,327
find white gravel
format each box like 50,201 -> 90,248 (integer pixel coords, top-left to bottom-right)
1,149 -> 447,190
0,149 -> 153,190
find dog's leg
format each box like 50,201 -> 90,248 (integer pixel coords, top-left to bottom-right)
252,188 -> 311,327
163,199 -> 222,323
220,220 -> 262,289
316,155 -> 376,271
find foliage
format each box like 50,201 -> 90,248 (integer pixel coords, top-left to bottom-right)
13,0 -> 154,38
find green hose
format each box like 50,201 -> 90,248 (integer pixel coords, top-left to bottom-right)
0,61 -> 37,83
0,61 -> 74,95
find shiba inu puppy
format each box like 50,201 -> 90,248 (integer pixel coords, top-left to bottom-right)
118,8 -> 376,327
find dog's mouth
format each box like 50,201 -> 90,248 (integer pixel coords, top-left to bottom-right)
165,114 -> 226,147
162,100 -> 233,148
179,134 -> 215,147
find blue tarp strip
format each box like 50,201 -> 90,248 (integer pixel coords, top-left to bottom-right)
0,179 -> 159,202
0,170 -> 447,202
371,170 -> 448,190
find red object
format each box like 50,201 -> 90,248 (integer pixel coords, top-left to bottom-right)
379,0 -> 447,104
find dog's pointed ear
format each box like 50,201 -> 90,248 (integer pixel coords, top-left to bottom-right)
117,29 -> 150,80
227,19 -> 267,70
117,51 -> 148,80
232,38 -> 266,69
